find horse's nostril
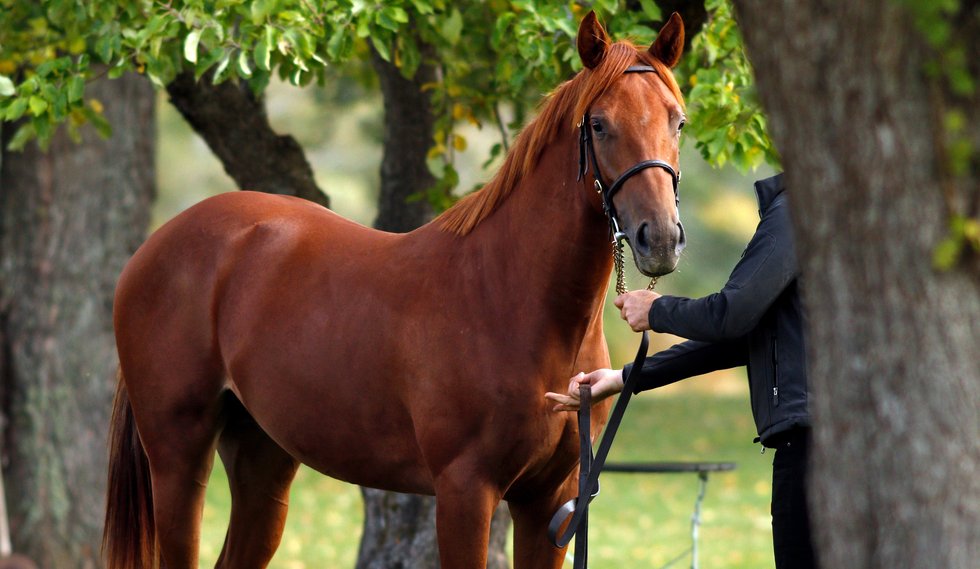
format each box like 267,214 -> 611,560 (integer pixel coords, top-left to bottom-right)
677,222 -> 686,250
635,222 -> 650,252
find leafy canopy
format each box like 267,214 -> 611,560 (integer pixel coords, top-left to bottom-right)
0,0 -> 774,174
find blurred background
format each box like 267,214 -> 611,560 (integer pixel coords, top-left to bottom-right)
155,79 -> 778,569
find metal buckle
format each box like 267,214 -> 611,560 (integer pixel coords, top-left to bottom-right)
610,217 -> 626,243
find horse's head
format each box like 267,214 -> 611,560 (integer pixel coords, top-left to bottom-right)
576,12 -> 686,277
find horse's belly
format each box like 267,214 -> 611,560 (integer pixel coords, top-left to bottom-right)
231,370 -> 435,495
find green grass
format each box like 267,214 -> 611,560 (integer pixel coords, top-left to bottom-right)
199,383 -> 774,568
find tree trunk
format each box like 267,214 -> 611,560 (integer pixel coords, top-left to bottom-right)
369,49 -> 436,231
165,72 -> 329,208
732,1 -> 980,567
652,0 -> 708,52
0,72 -> 156,568
355,49 -> 510,569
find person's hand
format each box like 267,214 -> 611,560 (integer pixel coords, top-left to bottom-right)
614,290 -> 661,332
545,368 -> 624,412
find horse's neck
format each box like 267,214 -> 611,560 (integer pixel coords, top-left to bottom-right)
466,138 -> 614,332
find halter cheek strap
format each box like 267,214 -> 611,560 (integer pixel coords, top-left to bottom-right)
576,65 -> 681,239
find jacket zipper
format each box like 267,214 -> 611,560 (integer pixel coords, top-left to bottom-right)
772,336 -> 780,407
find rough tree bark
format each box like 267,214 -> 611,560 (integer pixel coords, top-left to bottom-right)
369,48 -> 436,232
355,48 -> 510,569
0,72 -> 156,568
166,71 -> 329,207
732,1 -> 980,567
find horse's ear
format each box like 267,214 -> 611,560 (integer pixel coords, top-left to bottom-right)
577,11 -> 610,70
649,12 -> 685,68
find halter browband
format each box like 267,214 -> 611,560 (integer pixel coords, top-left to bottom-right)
577,64 -> 681,239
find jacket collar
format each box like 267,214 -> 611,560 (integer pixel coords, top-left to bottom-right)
754,173 -> 785,214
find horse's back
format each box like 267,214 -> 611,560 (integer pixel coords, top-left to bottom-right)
116,190 -> 377,316
113,191 -> 438,491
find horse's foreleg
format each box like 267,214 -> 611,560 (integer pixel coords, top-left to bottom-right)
433,465 -> 501,569
214,398 -> 300,569
508,472 -> 579,569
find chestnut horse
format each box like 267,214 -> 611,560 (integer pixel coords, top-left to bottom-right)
104,11 -> 686,569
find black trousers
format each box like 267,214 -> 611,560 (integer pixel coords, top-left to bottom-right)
771,430 -> 817,569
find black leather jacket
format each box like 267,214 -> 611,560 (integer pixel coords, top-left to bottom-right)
622,174 -> 810,446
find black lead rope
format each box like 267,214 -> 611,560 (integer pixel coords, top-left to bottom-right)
548,330 -> 651,567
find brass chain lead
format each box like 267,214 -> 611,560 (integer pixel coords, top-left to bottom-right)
613,238 -> 657,295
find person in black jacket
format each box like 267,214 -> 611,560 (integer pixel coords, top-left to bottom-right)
546,173 -> 816,569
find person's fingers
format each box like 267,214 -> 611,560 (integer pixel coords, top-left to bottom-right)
545,391 -> 579,412
544,391 -> 563,402
545,391 -> 578,405
614,294 -> 626,309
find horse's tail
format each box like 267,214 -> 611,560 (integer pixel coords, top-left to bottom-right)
102,371 -> 158,569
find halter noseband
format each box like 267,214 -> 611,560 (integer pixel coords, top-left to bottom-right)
577,65 -> 681,240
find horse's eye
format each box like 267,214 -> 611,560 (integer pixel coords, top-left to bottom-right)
590,119 -> 604,135
677,120 -> 686,133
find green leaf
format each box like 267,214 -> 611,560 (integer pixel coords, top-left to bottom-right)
36,60 -> 55,77
184,29 -> 201,63
237,51 -> 253,78
194,47 -> 226,80
441,8 -> 463,45
376,9 -> 400,32
492,14 -> 515,49
356,14 -> 372,38
29,96 -> 48,116
639,0 -> 662,21
409,0 -> 435,15
7,123 -> 36,151
95,34 -> 114,63
398,36 -> 421,79
67,75 -> 85,103
5,98 -> 28,121
389,6 -> 409,23
251,0 -> 277,24
372,35 -> 391,62
7,122 -> 37,150
213,51 -> 232,82
0,76 -> 15,98
254,36 -> 272,70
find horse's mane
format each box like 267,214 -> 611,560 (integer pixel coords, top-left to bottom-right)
436,41 -> 685,236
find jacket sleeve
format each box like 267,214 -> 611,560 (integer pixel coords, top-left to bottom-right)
622,338 -> 748,393
648,198 -> 800,342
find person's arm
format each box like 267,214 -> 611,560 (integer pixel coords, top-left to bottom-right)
649,199 -> 799,342
545,337 -> 748,411
624,337 -> 748,393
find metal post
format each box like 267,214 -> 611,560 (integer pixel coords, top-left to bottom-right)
690,472 -> 709,569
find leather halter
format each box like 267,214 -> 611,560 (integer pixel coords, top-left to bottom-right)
577,65 -> 681,239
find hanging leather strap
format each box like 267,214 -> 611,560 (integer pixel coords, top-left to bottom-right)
548,331 -> 651,562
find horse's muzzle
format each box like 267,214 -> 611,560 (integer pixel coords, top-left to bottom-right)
632,220 -> 685,277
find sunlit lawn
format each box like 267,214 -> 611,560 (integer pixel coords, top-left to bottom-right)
199,377 -> 774,569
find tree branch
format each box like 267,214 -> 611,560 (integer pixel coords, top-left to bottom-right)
165,72 -> 329,208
